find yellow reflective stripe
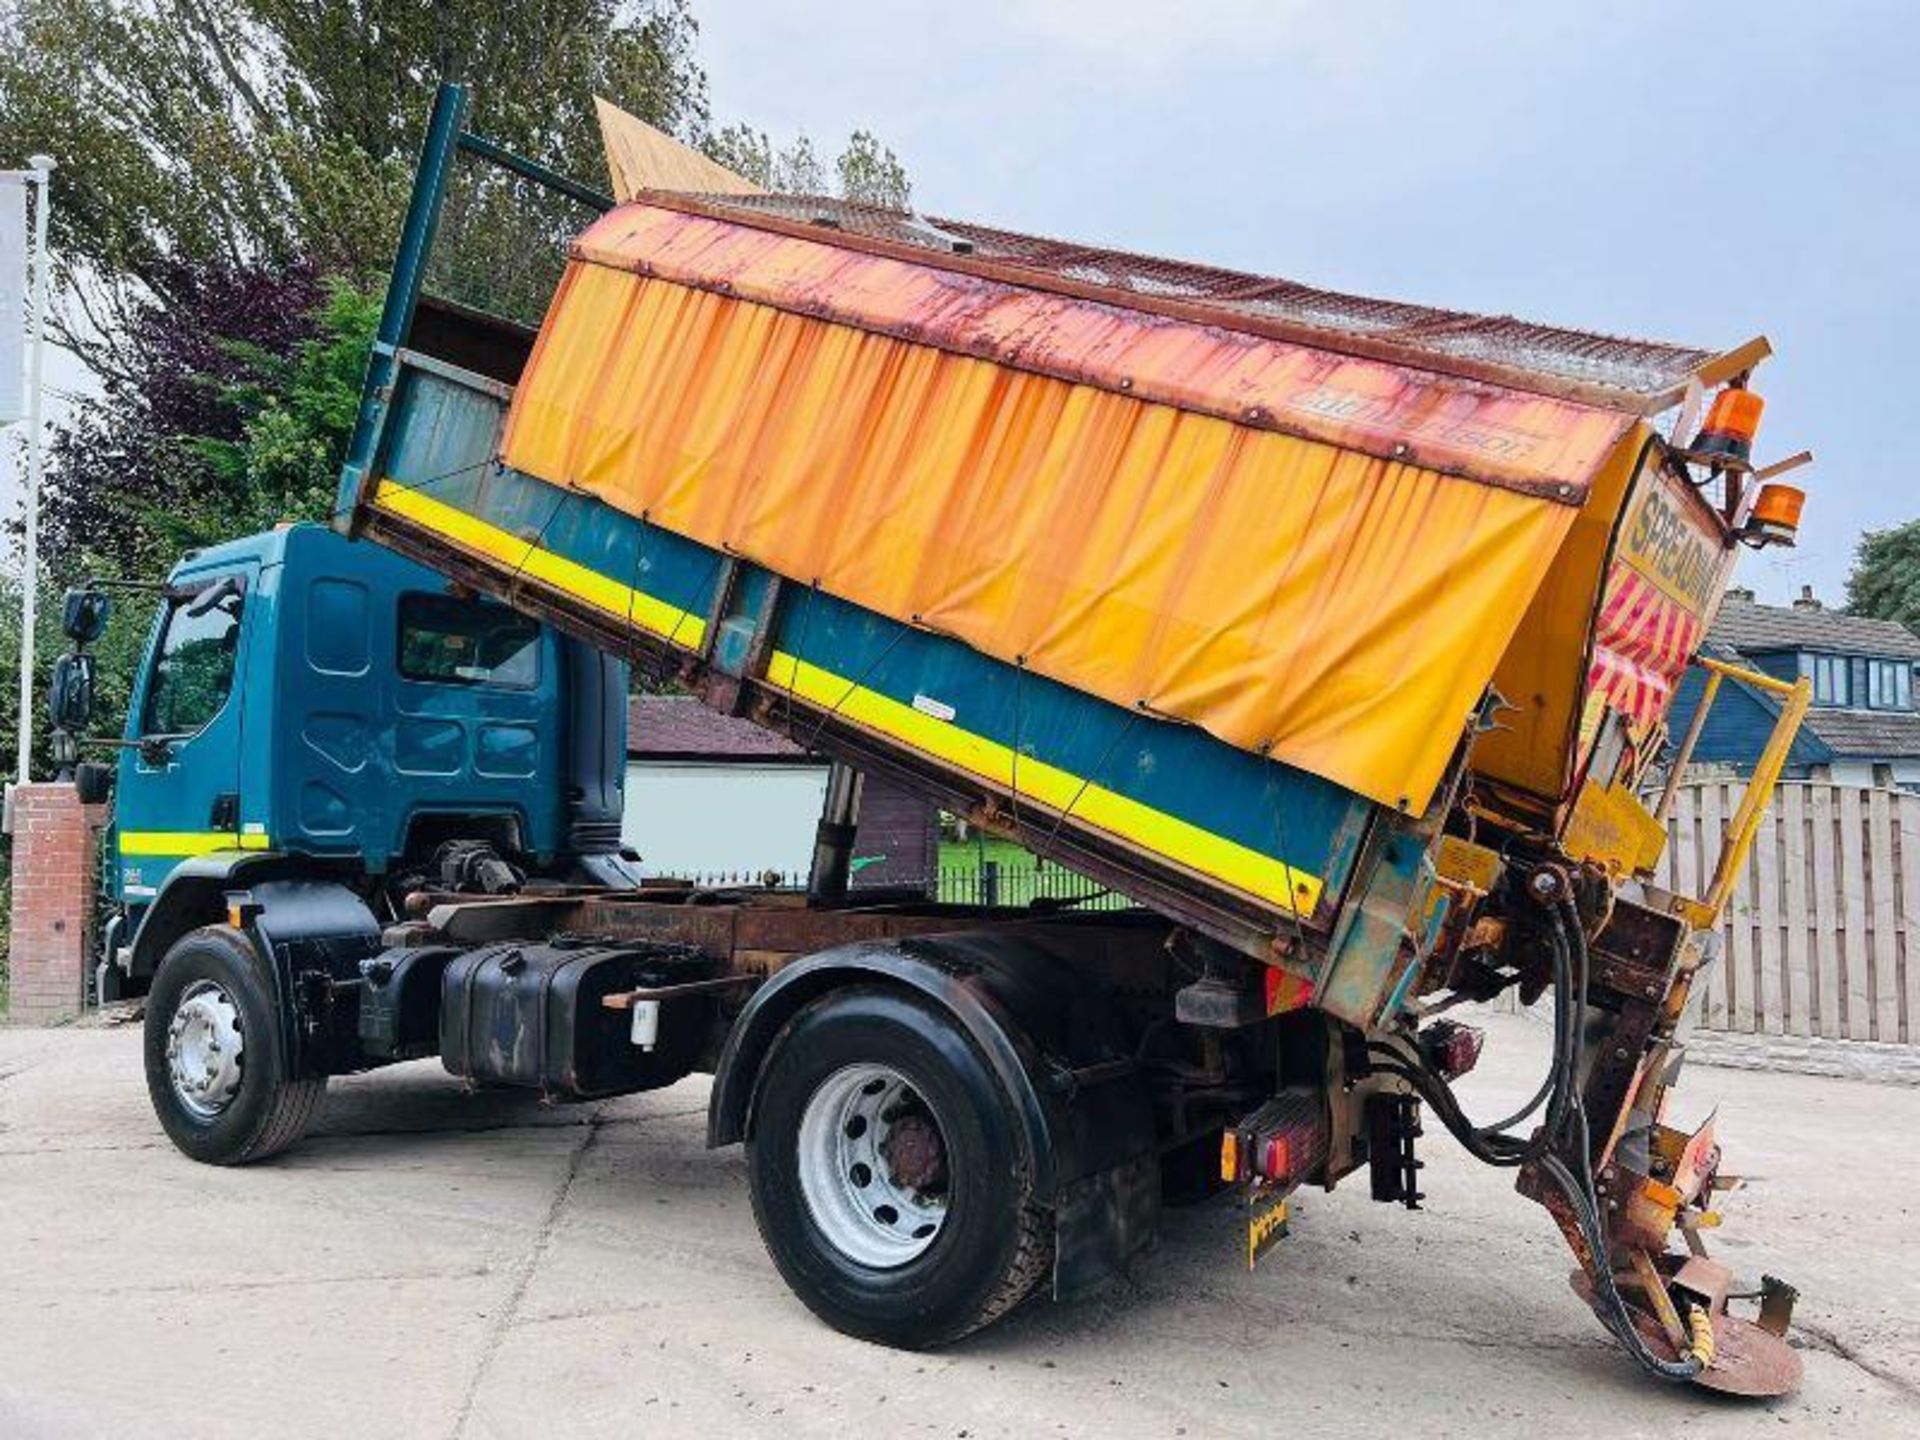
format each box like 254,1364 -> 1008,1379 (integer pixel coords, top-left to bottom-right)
120,831 -> 272,858
765,651 -> 1323,914
376,476 -> 1320,911
372,479 -> 707,649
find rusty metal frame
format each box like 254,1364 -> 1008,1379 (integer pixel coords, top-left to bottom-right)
634,192 -> 1751,417
563,230 -> 1622,503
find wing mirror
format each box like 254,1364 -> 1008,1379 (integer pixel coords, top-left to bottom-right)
47,652 -> 96,732
74,760 -> 112,805
61,588 -> 111,644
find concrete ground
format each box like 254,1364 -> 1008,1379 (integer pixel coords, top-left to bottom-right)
1,1013 -> 1916,1439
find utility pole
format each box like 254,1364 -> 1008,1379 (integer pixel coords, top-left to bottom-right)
11,153 -> 53,797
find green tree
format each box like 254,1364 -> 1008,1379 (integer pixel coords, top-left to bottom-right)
168,278 -> 381,551
42,260 -> 376,573
835,129 -> 911,209
0,1 -> 909,376
705,121 -> 909,208
0,0 -> 708,376
1844,518 -> 1920,634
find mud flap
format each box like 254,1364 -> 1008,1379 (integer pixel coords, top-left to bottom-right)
1052,1152 -> 1160,1302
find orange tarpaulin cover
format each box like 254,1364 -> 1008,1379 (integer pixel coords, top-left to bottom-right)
502,203 -> 1645,812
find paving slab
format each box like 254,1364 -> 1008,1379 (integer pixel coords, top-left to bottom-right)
1,1016 -> 1915,1438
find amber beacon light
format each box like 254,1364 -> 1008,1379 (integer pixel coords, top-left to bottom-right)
1690,386 -> 1766,469
1744,480 -> 1806,546
1733,445 -> 1814,549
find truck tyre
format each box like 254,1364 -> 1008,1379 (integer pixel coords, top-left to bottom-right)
746,986 -> 1053,1348
144,925 -> 326,1164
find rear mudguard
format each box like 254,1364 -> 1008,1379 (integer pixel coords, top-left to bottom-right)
708,931 -> 1160,1298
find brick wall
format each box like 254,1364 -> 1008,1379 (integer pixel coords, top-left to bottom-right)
6,782 -> 103,1025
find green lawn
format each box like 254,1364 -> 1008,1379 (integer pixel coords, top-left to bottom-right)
937,835 -> 1047,877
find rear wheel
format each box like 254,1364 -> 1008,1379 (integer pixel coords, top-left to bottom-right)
746,986 -> 1052,1348
143,925 -> 326,1164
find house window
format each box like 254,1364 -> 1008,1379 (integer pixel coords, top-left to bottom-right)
1805,654 -> 1918,708
1867,658 -> 1913,710
1810,654 -> 1850,706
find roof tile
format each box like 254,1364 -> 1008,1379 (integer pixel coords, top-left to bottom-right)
1800,707 -> 1920,759
628,695 -> 808,759
1711,597 -> 1920,660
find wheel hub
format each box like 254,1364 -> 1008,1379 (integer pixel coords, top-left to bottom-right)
883,1112 -> 947,1192
796,1063 -> 950,1268
165,980 -> 245,1119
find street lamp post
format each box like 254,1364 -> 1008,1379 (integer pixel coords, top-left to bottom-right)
14,153 -> 53,793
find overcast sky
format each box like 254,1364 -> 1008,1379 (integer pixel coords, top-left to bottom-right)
701,0 -> 1916,604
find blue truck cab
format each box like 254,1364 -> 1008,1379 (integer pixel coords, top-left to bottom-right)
100,521 -> 634,996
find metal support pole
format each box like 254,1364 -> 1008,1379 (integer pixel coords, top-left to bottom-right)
334,83 -> 467,534
1654,669 -> 1722,823
1671,657 -> 1812,930
15,154 -> 53,789
1701,674 -> 1811,924
807,761 -> 865,906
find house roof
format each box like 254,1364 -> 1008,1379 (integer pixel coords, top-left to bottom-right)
1799,707 -> 1920,760
1711,595 -> 1920,660
1699,622 -> 1920,762
628,695 -> 809,760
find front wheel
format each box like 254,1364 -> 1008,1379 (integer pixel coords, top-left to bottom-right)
143,925 -> 326,1164
746,987 -> 1053,1347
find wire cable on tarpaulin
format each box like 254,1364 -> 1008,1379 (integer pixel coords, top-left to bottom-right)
1259,741 -> 1313,960
1031,707 -> 1143,869
777,582 -> 820,742
499,481 -> 573,603
793,622 -> 913,757
325,454 -> 497,529
620,510 -> 657,670
1009,657 -> 1026,838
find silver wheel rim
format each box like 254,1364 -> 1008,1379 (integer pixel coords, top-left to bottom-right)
796,1063 -> 950,1268
165,979 -> 245,1118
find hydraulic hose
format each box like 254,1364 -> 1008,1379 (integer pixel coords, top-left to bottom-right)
1539,1149 -> 1708,1381
1370,901 -> 1583,1168
1374,883 -> 1709,1380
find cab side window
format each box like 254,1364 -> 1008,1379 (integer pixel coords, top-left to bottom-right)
397,593 -> 541,689
142,595 -> 242,736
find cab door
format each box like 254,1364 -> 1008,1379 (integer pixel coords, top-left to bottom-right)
115,566 -> 259,904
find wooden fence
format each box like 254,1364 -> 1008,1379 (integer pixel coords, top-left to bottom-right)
1653,781 -> 1919,1045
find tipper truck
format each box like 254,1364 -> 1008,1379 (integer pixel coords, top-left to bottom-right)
56,85 -> 1819,1392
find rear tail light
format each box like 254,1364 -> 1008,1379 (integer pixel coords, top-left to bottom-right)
1419,1019 -> 1485,1080
1222,1088 -> 1328,1189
